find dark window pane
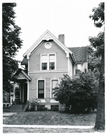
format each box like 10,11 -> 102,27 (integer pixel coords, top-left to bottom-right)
49,62 -> 55,70
42,63 -> 47,70
38,94 -> 44,98
38,80 -> 44,89
38,80 -> 44,98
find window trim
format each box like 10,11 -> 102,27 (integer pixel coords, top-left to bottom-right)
50,78 -> 59,98
37,78 -> 46,99
40,53 -> 56,71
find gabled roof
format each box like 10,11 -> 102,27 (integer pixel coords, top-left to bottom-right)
68,46 -> 88,63
23,30 -> 76,62
21,58 -> 28,65
12,68 -> 31,81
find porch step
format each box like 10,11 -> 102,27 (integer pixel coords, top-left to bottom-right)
9,104 -> 22,112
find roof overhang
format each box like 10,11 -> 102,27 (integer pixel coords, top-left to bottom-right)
12,69 -> 31,82
23,30 -> 76,63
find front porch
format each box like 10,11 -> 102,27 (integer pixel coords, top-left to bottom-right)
12,69 -> 31,105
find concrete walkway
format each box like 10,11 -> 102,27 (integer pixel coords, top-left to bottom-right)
3,112 -> 17,120
3,125 -> 94,129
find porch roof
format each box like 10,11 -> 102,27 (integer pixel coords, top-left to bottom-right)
12,68 -> 31,82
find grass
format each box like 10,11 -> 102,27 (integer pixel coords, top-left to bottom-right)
3,111 -> 96,125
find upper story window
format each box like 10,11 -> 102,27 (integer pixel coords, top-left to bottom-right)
41,54 -> 48,70
41,54 -> 56,70
49,54 -> 55,70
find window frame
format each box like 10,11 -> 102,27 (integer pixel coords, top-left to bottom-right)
38,80 -> 44,98
37,79 -> 46,99
40,53 -> 56,71
50,79 -> 59,98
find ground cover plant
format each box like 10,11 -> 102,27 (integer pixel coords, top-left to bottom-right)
3,111 -> 96,125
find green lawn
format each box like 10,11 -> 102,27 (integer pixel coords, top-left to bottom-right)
3,111 -> 96,125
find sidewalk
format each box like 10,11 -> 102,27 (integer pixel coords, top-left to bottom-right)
3,112 -> 17,120
3,126 -> 97,133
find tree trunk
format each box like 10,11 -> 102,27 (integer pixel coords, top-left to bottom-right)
94,54 -> 105,130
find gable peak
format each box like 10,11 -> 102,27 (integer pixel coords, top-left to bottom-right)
43,30 -> 53,41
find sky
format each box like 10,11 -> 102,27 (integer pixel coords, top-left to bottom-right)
2,0 -> 104,61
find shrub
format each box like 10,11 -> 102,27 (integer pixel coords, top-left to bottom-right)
28,97 -> 41,111
51,105 -> 59,111
37,105 -> 45,111
54,72 -> 98,113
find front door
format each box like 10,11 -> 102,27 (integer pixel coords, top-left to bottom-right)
38,80 -> 44,98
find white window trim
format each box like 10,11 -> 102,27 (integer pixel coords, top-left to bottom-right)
37,78 -> 46,99
50,78 -> 59,98
40,53 -> 56,71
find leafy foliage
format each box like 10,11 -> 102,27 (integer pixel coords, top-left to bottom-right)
2,3 -> 23,92
87,46 -> 101,71
89,2 -> 105,130
89,32 -> 104,57
89,2 -> 104,27
28,97 -> 41,111
54,74 -> 98,113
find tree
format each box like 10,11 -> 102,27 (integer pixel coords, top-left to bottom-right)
87,46 -> 101,71
54,73 -> 98,113
89,2 -> 105,131
2,3 -> 23,92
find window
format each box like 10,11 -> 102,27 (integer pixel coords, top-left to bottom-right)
49,54 -> 55,70
41,54 -> 56,70
76,64 -> 82,75
41,54 -> 48,70
52,80 -> 58,98
38,80 -> 44,98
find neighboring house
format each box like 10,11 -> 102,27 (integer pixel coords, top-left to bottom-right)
3,90 -> 9,103
3,83 -> 19,107
12,30 -> 88,109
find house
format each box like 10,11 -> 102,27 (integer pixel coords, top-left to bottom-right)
12,30 -> 88,110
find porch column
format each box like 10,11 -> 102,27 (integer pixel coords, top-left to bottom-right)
13,83 -> 15,102
19,84 -> 21,102
27,81 -> 29,101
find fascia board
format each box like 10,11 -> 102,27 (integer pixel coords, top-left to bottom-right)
21,70 -> 31,81
23,30 -> 76,62
23,30 -> 48,57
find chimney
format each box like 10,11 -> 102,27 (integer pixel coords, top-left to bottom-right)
58,34 -> 65,45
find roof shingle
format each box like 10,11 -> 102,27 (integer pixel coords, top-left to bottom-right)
68,46 -> 88,63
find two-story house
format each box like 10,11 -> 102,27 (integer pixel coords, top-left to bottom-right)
13,30 -> 88,109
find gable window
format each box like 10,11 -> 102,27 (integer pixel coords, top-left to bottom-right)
41,54 -> 48,70
49,54 -> 55,70
41,54 -> 56,70
38,80 -> 44,98
51,80 -> 58,98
